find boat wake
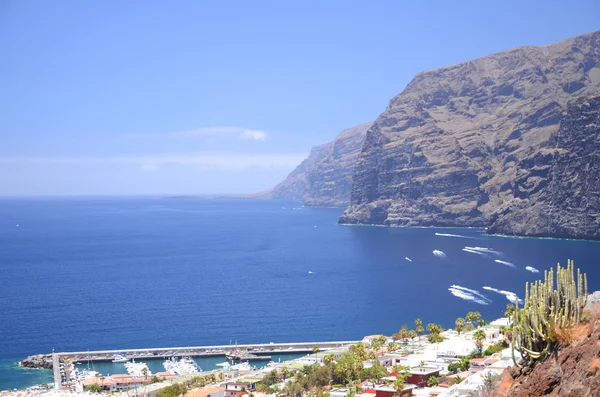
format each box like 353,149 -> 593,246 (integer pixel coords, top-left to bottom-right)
433,250 -> 447,258
405,257 -> 413,262
448,285 -> 491,305
464,247 -> 503,256
525,266 -> 540,273
462,248 -> 488,257
435,233 -> 476,239
494,259 -> 516,268
482,286 -> 523,304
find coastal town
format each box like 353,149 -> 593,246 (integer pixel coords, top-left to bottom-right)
0,312 -> 562,397
6,288 -> 600,397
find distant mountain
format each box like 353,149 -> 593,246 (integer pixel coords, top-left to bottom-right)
264,122 -> 373,206
337,30 -> 600,240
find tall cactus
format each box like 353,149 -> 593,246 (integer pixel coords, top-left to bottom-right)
511,260 -> 587,367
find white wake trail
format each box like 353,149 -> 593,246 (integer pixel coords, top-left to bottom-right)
462,248 -> 488,256
483,286 -> 523,304
433,250 -> 447,258
435,233 -> 475,239
448,285 -> 491,305
464,246 -> 504,256
495,259 -> 516,269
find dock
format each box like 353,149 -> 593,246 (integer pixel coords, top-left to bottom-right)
51,340 -> 358,388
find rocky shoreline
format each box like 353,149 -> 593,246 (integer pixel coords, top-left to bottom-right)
20,354 -> 53,370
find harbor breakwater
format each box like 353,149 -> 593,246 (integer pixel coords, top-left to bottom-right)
21,340 -> 358,370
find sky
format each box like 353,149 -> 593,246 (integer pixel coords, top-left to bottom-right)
1,0 -> 599,196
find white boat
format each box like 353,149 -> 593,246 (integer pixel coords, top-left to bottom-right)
230,362 -> 252,371
216,361 -> 231,368
112,355 -> 128,363
163,357 -> 200,375
124,360 -> 151,377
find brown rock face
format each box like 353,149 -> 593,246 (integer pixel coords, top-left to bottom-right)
494,305 -> 600,397
488,94 -> 600,239
268,122 -> 373,206
340,30 -> 600,239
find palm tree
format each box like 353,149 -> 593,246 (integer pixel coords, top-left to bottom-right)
281,366 -> 290,380
455,317 -> 465,335
473,329 -> 486,357
415,318 -> 424,346
504,303 -> 515,319
387,342 -> 397,352
393,375 -> 406,396
323,354 -> 336,366
449,375 -> 465,385
142,367 -> 148,380
407,330 -> 417,348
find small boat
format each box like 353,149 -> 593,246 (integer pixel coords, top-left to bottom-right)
216,361 -> 231,367
112,355 -> 128,363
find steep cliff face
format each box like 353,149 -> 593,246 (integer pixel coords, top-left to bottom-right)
340,30 -> 600,238
268,122 -> 373,206
488,94 -> 600,239
267,143 -> 332,201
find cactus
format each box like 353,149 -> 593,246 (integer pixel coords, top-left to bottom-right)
511,260 -> 587,367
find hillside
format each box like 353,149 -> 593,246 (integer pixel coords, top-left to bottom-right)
338,30 -> 600,240
266,122 -> 373,206
493,303 -> 600,396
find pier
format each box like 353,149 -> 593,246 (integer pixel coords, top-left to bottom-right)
51,340 -> 358,388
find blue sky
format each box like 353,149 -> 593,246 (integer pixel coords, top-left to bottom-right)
1,0 -> 599,195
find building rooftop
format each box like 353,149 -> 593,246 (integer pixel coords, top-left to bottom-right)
409,366 -> 440,375
187,386 -> 226,397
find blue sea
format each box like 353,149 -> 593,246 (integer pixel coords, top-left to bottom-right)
1,197 -> 599,389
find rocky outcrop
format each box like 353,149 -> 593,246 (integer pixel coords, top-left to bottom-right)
267,122 -> 373,206
493,304 -> 600,397
21,354 -> 53,369
340,30 -> 600,239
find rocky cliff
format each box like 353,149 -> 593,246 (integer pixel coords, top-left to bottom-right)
21,354 -> 53,369
493,303 -> 600,397
340,30 -> 600,239
488,94 -> 600,239
268,122 -> 373,206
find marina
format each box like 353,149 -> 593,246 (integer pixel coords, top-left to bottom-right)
51,341 -> 357,388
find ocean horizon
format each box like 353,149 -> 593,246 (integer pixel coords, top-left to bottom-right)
1,197 -> 599,389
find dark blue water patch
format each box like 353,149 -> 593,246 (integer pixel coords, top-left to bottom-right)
1,198 -> 599,388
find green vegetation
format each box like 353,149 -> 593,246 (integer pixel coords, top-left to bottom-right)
415,318 -> 424,345
447,356 -> 471,374
156,383 -> 187,397
427,376 -> 440,387
473,329 -> 486,357
449,375 -> 465,385
483,340 -> 508,356
151,375 -> 161,383
512,260 -> 588,367
455,317 -> 465,335
426,323 -> 445,343
84,384 -> 102,393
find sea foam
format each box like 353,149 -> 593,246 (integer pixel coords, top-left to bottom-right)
448,285 -> 491,305
482,286 -> 523,304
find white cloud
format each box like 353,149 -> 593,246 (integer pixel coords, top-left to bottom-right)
240,129 -> 267,141
0,152 -> 306,170
174,127 -> 268,141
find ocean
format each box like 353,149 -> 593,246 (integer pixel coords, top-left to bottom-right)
1,197 -> 599,389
